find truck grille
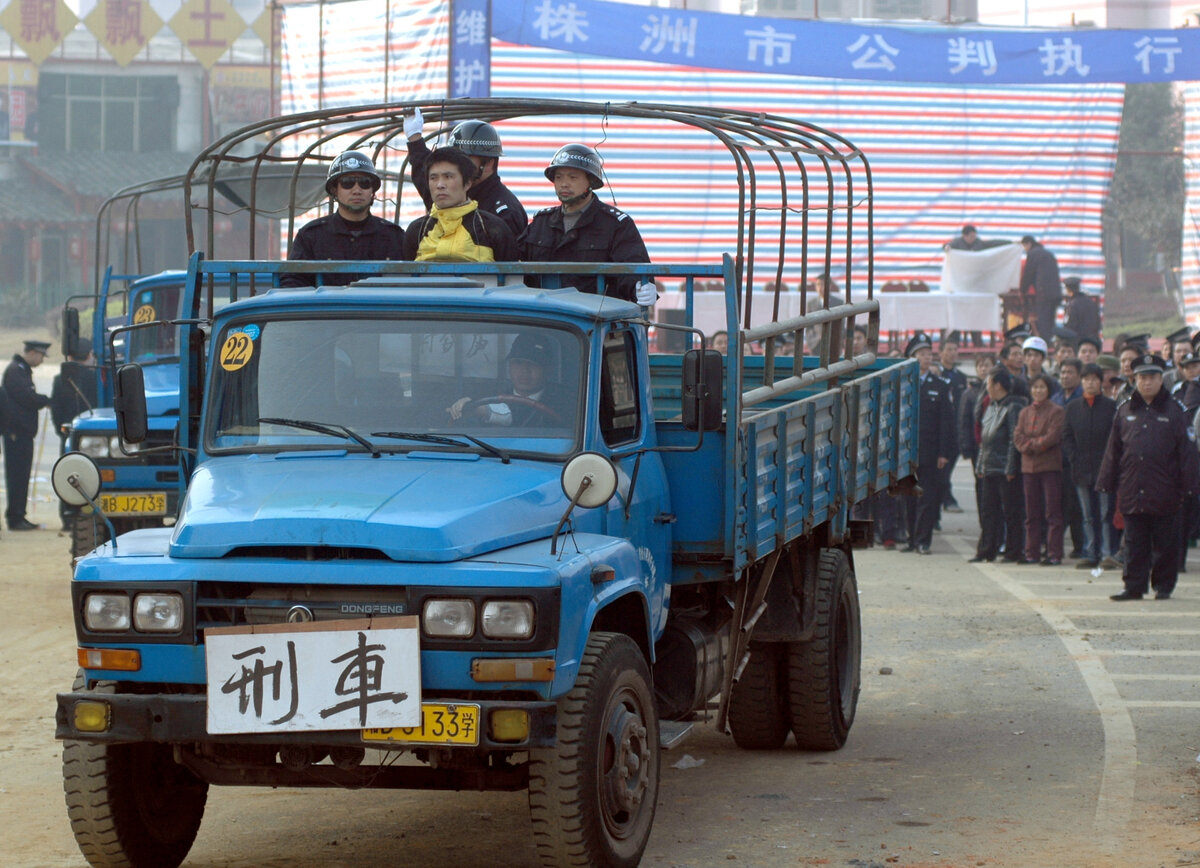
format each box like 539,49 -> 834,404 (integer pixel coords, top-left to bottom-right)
196,582 -> 409,631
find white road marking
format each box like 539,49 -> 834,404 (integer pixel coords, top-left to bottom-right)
1110,674 -> 1200,681
948,535 -> 1135,852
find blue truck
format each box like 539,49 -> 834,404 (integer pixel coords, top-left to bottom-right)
60,170 -> 326,559
53,100 -> 918,868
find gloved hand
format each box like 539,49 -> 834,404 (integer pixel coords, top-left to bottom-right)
635,282 -> 657,306
404,107 -> 424,140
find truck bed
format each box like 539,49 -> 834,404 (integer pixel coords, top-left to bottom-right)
651,353 -> 918,576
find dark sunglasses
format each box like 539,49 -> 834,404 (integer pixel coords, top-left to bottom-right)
338,177 -> 375,190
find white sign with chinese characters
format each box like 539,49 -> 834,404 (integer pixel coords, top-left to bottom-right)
205,617 -> 421,734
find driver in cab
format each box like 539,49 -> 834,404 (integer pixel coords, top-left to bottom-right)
447,334 -> 569,426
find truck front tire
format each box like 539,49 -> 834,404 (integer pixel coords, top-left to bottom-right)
786,548 -> 861,750
529,631 -> 660,868
62,677 -> 208,868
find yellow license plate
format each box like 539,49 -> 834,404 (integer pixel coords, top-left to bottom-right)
99,492 -> 167,516
363,703 -> 480,746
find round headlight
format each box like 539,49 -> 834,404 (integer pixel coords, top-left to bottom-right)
482,600 -> 535,639
133,593 -> 183,632
84,594 -> 130,631
422,599 -> 475,638
77,435 -> 111,458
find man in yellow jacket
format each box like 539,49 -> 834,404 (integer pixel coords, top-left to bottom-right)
403,147 -> 518,262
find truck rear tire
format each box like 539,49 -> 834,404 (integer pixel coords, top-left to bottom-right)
786,549 -> 861,750
529,632 -> 659,868
727,641 -> 790,749
62,675 -> 208,868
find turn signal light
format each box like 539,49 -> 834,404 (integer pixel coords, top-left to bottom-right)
471,658 -> 555,682
78,647 -> 141,671
73,700 -> 111,733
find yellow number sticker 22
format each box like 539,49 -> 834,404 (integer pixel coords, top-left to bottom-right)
220,332 -> 255,371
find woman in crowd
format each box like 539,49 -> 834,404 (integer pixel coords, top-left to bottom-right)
1014,372 -> 1067,565
971,368 -> 1027,563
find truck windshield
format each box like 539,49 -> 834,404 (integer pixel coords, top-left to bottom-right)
206,317 -> 585,459
125,283 -> 184,363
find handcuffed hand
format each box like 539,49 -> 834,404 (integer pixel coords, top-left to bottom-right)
404,107 -> 424,140
635,282 -> 657,306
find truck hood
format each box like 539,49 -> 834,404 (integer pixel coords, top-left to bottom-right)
170,452 -> 567,561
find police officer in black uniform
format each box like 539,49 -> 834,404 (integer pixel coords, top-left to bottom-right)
404,109 -> 528,239
520,143 -> 656,305
280,150 -> 405,287
904,333 -> 957,554
1097,354 -> 1200,600
3,340 -> 52,530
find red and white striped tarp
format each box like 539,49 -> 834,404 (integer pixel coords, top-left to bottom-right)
281,0 -> 1123,313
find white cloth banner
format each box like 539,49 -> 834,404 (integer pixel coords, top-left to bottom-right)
940,243 -> 1024,295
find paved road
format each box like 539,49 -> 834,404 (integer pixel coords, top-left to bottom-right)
3,432 -> 1200,865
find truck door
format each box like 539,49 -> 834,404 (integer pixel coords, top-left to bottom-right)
599,328 -> 671,635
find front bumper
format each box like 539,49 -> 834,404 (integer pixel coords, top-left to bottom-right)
56,690 -> 557,750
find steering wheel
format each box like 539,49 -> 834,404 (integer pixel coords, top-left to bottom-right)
461,395 -> 563,425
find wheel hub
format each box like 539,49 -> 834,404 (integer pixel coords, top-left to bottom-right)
600,690 -> 650,837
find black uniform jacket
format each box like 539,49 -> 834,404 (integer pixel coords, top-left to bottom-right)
50,361 -> 98,430
1062,394 -> 1116,488
2,355 -> 50,438
519,198 -> 651,303
916,371 -> 957,468
1020,243 -> 1061,306
1096,387 -> 1200,516
977,393 -> 1027,477
281,212 -> 405,287
402,207 -> 519,262
1064,294 -> 1100,342
407,138 -> 529,239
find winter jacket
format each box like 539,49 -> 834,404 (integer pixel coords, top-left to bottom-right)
1014,398 -> 1065,474
281,212 -> 405,287
50,360 -> 97,430
977,393 -> 1027,477
1096,386 -> 1200,516
1,355 -> 50,438
520,197 -> 651,302
1063,394 -> 1116,487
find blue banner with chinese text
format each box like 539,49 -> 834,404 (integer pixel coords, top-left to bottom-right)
491,0 -> 1200,85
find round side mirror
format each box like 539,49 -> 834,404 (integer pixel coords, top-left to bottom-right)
52,452 -> 102,506
560,452 -> 618,509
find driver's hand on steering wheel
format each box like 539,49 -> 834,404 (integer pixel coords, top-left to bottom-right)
447,397 -> 476,421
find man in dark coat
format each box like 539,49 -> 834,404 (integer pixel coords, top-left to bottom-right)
50,338 -> 96,449
1063,363 -> 1117,569
280,150 -> 405,288
904,333 -> 957,554
447,333 -> 574,427
1097,354 -> 1200,600
404,110 -> 528,239
402,147 -> 518,263
50,339 -> 98,530
3,340 -> 52,530
1062,277 -> 1100,343
937,333 -> 968,513
520,143 -> 656,305
1020,235 -> 1061,338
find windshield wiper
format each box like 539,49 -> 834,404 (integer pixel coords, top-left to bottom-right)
257,417 -> 381,458
371,430 -> 510,464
